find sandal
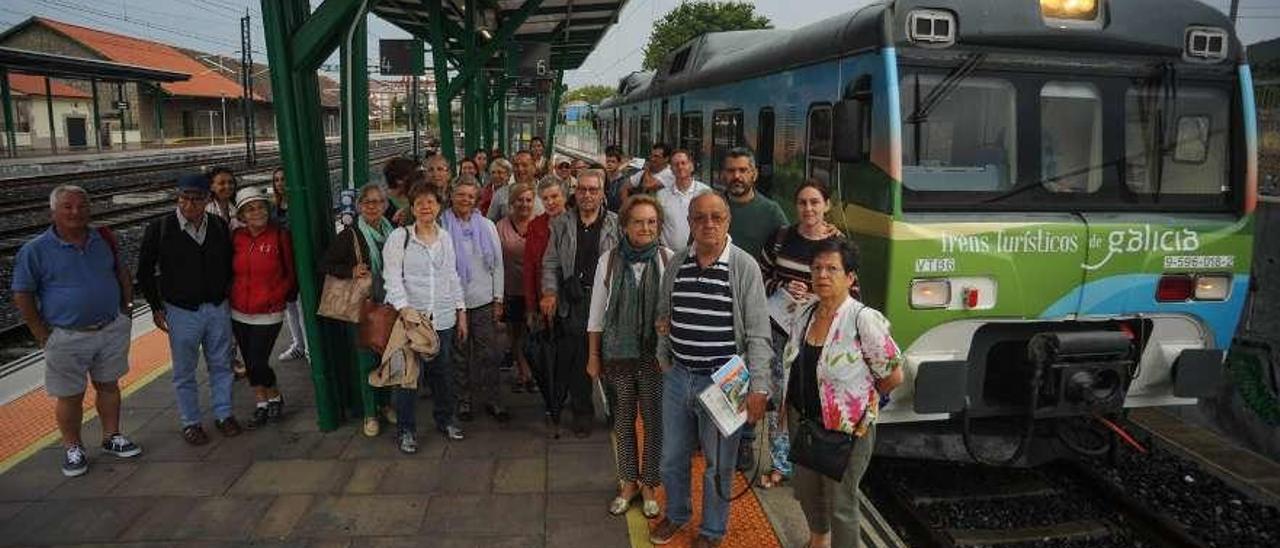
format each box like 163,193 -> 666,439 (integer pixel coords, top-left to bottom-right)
609,488 -> 641,516
181,424 -> 209,446
756,470 -> 788,489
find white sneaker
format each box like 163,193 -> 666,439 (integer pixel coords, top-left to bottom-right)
277,346 -> 305,361
62,444 -> 88,477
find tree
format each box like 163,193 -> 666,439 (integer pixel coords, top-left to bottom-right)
641,1 -> 771,71
564,84 -> 615,105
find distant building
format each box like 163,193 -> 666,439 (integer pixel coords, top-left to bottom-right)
4,73 -> 96,150
0,17 -> 340,151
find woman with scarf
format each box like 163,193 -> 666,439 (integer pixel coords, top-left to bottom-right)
321,183 -> 397,437
442,175 -> 508,422
586,194 -> 671,519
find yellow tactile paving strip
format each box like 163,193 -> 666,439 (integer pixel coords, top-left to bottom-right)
625,417 -> 783,547
0,329 -> 172,473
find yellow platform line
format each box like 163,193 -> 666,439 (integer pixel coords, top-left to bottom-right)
0,361 -> 172,475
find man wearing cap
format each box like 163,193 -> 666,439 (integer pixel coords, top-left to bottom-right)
12,184 -> 142,477
136,173 -> 242,445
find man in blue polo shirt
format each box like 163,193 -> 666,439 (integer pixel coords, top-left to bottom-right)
12,185 -> 143,478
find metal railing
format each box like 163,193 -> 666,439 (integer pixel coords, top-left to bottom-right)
554,124 -> 601,158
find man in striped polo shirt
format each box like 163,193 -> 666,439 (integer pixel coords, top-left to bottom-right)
650,192 -> 773,548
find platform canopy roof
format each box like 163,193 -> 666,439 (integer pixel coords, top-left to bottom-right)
0,46 -> 189,83
372,0 -> 628,70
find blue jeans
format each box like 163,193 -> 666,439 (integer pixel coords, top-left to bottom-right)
394,328 -> 455,435
661,364 -> 743,540
165,301 -> 234,426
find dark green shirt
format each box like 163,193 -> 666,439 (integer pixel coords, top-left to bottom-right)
728,192 -> 789,259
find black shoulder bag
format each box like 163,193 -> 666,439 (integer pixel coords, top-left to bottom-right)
788,305 -> 863,482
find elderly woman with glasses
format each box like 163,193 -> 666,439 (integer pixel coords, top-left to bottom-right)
587,194 -> 671,518
321,183 -> 398,437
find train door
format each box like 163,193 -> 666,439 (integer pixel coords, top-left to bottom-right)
65,117 -> 88,148
757,107 -> 776,195
680,110 -> 705,183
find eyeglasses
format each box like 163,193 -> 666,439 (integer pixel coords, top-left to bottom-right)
577,186 -> 602,194
690,213 -> 728,225
360,198 -> 387,205
178,193 -> 209,203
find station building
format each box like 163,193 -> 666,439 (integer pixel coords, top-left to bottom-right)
0,17 -> 340,152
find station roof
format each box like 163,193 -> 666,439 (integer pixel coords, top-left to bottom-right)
372,0 -> 628,71
0,46 -> 189,84
6,72 -> 93,99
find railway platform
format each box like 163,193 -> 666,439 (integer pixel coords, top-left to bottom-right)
0,314 -> 905,547
0,132 -> 410,180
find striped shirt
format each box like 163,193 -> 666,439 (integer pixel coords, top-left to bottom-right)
669,244 -> 737,373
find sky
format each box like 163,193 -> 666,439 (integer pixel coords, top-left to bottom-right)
1,0 -> 1278,90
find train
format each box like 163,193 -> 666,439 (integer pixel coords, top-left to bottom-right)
596,0 -> 1258,464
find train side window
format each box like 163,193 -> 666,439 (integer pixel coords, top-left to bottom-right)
667,112 -> 679,144
681,111 -> 704,170
807,104 -> 833,183
758,108 -> 776,191
712,109 -> 744,174
639,115 -> 652,151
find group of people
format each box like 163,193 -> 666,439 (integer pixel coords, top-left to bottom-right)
12,166 -> 308,475
12,138 -> 904,548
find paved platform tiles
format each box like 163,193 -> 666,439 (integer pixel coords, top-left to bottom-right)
0,330 -> 857,547
1130,407 -> 1280,505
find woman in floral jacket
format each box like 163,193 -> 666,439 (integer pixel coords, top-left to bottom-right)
780,239 -> 903,548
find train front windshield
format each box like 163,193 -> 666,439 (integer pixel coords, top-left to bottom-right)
898,61 -> 1234,212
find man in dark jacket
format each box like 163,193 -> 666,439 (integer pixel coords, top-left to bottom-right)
136,173 -> 242,445
540,169 -> 618,437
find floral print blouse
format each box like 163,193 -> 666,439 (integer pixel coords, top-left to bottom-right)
782,297 -> 902,437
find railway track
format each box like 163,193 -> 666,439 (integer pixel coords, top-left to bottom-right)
865,455 -> 1207,548
0,143 -> 410,254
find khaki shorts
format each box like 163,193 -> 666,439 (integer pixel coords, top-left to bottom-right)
43,313 -> 132,397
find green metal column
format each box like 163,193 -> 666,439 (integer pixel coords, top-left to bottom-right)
340,16 -> 369,189
262,0 -> 364,431
479,75 -> 492,152
0,68 -> 16,156
461,0 -> 481,157
495,77 -> 509,153
425,0 -> 456,166
544,70 -> 564,163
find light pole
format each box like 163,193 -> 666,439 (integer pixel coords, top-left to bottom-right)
220,93 -> 228,144
207,110 -> 215,146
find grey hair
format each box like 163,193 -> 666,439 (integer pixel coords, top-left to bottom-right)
576,168 -> 605,187
49,184 -> 89,210
725,147 -> 757,170
451,174 -> 481,192
357,183 -> 387,202
536,178 -> 564,196
489,158 -> 513,175
688,189 -> 729,215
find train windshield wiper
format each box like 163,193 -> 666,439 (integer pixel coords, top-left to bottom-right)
906,53 -> 987,125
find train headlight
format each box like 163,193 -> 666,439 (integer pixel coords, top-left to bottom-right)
1040,0 -> 1098,20
1193,274 -> 1230,301
910,279 -> 951,309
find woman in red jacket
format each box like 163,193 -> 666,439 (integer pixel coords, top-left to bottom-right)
522,179 -> 568,322
229,186 -> 296,428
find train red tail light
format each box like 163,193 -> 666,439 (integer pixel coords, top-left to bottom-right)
1156,275 -> 1194,302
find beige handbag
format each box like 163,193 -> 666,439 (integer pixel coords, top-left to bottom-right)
317,231 -> 372,323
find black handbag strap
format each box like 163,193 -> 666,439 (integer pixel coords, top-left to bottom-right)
797,302 -> 866,428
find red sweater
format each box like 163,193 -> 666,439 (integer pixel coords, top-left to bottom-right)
523,213 -> 553,311
230,224 -> 296,316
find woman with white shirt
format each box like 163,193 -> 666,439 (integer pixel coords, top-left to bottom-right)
382,183 -> 468,453
586,194 -> 671,519
441,175 -> 508,423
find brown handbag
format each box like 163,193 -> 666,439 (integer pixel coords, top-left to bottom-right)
358,299 -> 398,354
357,228 -> 408,353
317,231 -> 372,323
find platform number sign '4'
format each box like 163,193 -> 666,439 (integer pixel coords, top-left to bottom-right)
378,39 -> 425,76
